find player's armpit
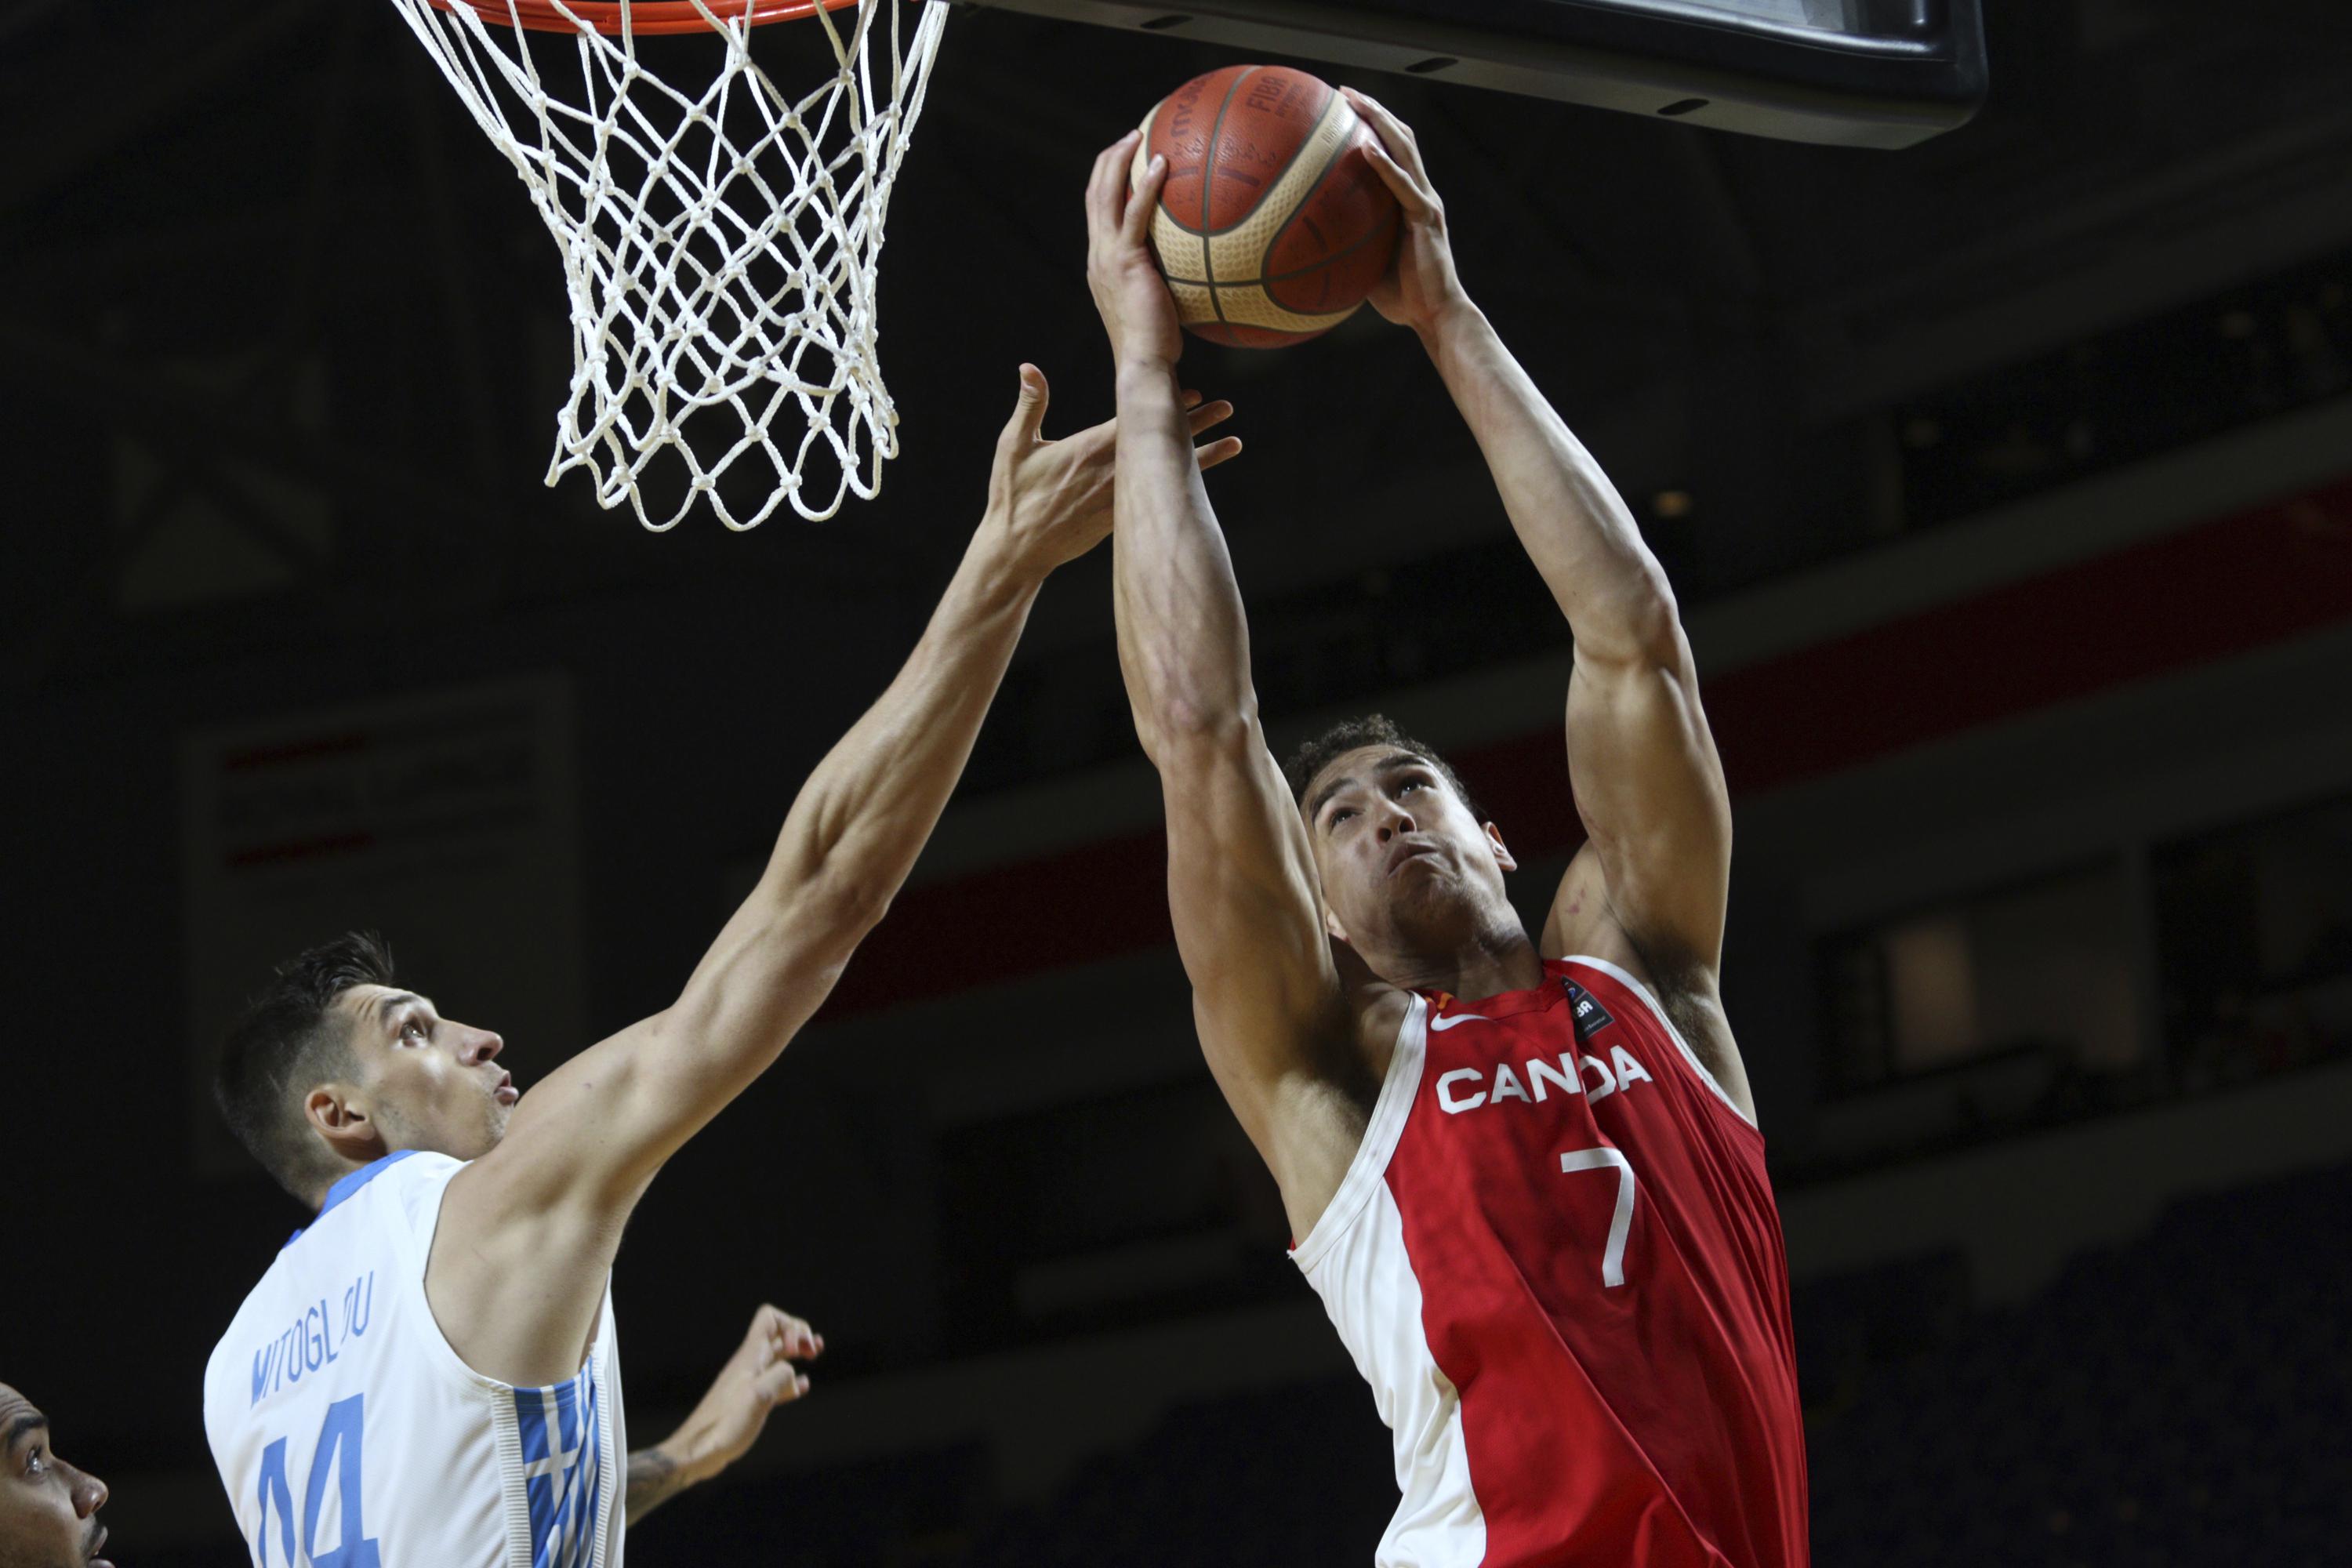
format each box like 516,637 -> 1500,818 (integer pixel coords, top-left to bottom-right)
1554,617 -> 1733,984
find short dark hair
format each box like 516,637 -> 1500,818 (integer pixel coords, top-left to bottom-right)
1281,713 -> 1481,821
215,931 -> 397,1203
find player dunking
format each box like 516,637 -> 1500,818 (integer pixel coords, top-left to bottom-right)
1087,93 -> 1809,1568
200,372 -> 1242,1566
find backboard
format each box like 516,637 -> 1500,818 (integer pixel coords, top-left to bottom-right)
975,0 -> 1987,149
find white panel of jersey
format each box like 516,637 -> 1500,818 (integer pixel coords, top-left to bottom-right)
205,1152 -> 628,1568
1290,996 -> 1489,1568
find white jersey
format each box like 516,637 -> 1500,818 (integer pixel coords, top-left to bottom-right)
205,1152 -> 628,1568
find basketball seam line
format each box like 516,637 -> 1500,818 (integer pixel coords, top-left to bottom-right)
1198,67 -> 1258,340
1258,101 -> 1362,314
1160,198 -> 1399,297
1192,74 -> 1338,240
1139,100 -> 1167,289
1163,181 -> 1397,332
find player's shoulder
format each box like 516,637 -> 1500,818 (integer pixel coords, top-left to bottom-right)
213,1156 -> 462,1341
208,1154 -> 469,1418
1555,949 -> 1757,1130
311,1149 -> 468,1243
366,1148 -> 467,1203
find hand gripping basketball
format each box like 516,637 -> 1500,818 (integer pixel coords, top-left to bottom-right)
1087,133 -> 1186,367
1341,88 -> 1472,336
1127,67 -> 1402,348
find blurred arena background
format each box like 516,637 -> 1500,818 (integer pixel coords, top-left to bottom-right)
2,0 -> 2349,1563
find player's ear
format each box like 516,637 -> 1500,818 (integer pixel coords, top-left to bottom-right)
306,1084 -> 385,1163
1484,822 -> 1518,873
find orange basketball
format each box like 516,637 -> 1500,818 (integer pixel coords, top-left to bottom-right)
1131,65 -> 1403,349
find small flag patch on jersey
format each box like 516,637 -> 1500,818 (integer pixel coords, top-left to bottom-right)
1564,980 -> 1614,1043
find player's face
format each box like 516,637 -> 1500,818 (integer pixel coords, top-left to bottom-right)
336,985 -> 518,1162
1301,746 -> 1512,947
0,1386 -> 110,1568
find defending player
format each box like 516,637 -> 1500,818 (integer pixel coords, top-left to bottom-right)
201,369 -> 1243,1566
0,1384 -> 111,1568
1087,97 -> 1807,1568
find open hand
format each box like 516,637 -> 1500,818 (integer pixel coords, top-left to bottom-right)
1086,132 -> 1185,368
667,1305 -> 822,1483
985,364 -> 1241,577
1343,88 -> 1471,335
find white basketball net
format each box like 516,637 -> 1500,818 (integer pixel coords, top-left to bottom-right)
390,0 -> 949,528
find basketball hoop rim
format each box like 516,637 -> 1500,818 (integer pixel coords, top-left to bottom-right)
424,0 -> 860,36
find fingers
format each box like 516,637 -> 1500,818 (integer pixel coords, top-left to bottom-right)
1027,387 -> 1200,454
1185,397 -> 1236,437
755,1304 -> 823,1362
1123,153 -> 1168,249
1181,393 -> 1239,468
753,1359 -> 811,1406
1083,394 -> 1232,445
1087,131 -> 1142,247
1341,87 -> 1438,220
1341,85 -> 1417,164
1358,139 -> 1436,223
1194,434 -> 1244,474
1003,363 -> 1050,449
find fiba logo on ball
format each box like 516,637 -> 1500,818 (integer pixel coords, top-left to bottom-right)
1132,66 -> 1404,347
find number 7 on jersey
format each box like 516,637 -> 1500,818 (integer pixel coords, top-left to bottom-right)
1559,1146 -> 1638,1288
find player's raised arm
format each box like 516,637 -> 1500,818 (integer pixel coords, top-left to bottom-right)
430,366 -> 1241,1388
1087,135 -> 1367,1232
1348,92 -> 1738,1013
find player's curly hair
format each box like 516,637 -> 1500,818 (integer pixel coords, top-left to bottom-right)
1281,713 -> 1482,822
215,931 -> 397,1206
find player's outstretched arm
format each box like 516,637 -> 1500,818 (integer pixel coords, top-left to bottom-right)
1348,91 -> 1739,1040
626,1305 -> 822,1528
430,368 -> 1242,1388
1087,136 -> 1367,1237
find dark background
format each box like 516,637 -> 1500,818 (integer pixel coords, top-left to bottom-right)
4,1 -> 2350,1563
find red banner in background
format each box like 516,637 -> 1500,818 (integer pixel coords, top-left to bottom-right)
825,477 -> 2352,1017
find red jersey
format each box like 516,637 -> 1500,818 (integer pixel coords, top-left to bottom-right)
1290,956 -> 1809,1567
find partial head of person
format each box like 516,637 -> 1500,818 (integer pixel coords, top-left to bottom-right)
0,1385 -> 109,1568
1285,714 -> 1520,971
215,932 -> 517,1210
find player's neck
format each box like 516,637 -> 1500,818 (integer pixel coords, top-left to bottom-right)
1376,915 -> 1544,1002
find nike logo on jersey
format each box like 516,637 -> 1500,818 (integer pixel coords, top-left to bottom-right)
1428,1012 -> 1491,1031
1436,1044 -> 1655,1115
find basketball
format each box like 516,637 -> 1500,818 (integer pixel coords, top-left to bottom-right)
1131,65 -> 1403,348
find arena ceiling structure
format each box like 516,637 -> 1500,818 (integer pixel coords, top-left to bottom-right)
2,0 -> 2347,713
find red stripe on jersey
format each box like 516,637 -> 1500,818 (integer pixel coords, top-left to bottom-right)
1384,958 -> 1809,1566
